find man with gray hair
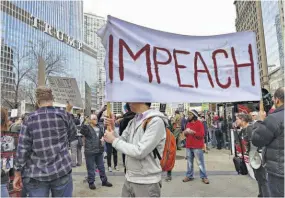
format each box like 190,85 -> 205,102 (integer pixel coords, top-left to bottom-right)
252,87 -> 284,197
13,86 -> 77,197
80,114 -> 112,190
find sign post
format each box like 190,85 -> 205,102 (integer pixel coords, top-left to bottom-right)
85,82 -> 92,116
159,103 -> 167,113
38,56 -> 46,87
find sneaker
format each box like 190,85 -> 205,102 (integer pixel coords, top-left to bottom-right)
165,176 -> 172,182
202,178 -> 210,184
102,181 -> 113,187
182,177 -> 194,182
76,163 -> 81,166
108,167 -> 112,172
89,183 -> 96,190
115,166 -> 119,171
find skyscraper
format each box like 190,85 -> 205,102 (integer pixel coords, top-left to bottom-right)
84,13 -> 106,110
234,1 -> 269,90
1,0 -> 98,111
261,0 -> 284,94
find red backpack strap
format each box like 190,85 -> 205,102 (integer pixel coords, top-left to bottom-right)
142,117 -> 153,131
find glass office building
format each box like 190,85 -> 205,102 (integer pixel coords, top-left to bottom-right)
1,0 -> 98,109
261,1 -> 284,93
261,1 -> 284,72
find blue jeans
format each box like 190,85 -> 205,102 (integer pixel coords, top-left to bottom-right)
85,152 -> 107,184
1,183 -> 9,197
186,148 -> 208,179
23,173 -> 73,197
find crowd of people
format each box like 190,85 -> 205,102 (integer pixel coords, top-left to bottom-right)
1,86 -> 284,197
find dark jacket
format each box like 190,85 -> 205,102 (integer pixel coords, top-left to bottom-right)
251,106 -> 284,178
80,124 -> 104,154
181,117 -> 187,131
119,111 -> 136,136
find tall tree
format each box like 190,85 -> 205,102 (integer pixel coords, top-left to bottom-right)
1,48 -> 32,109
1,40 -> 67,109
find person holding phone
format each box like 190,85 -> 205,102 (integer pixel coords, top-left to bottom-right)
182,110 -> 209,184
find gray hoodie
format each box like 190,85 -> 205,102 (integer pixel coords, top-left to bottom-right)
112,109 -> 167,184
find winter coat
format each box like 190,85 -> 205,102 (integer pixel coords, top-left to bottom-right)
119,111 -> 136,136
251,106 -> 284,178
80,124 -> 104,154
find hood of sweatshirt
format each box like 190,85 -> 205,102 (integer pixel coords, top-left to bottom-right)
139,109 -> 169,127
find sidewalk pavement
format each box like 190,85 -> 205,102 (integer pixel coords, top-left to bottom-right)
72,148 -> 258,197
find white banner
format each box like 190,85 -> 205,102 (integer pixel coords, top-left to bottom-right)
48,76 -> 83,108
98,16 -> 261,103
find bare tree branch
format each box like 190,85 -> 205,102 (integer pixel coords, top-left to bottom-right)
2,39 -> 67,109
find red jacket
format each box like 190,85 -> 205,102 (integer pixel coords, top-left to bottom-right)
185,120 -> 205,149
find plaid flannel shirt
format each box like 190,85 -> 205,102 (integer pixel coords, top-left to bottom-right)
15,106 -> 76,181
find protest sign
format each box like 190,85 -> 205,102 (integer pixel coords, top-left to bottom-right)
11,109 -> 18,118
98,16 -> 261,103
20,100 -> 25,115
202,103 -> 209,111
159,103 -> 167,112
48,76 -> 83,108
85,82 -> 92,116
178,104 -> 184,112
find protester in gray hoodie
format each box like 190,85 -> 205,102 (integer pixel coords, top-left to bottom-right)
104,103 -> 167,197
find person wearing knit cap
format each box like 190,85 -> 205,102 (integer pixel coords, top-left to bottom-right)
182,109 -> 209,184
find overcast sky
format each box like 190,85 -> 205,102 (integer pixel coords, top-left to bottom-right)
83,0 -> 237,36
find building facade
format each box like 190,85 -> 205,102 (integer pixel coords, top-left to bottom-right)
84,13 -> 106,110
1,0 -> 98,110
261,0 -> 284,94
1,43 -> 15,103
234,1 -> 269,90
111,102 -> 123,114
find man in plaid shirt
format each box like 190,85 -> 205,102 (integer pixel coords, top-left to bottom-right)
13,87 -> 77,197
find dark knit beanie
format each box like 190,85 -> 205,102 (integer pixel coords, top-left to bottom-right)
145,103 -> 151,107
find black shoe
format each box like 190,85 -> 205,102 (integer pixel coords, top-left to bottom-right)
89,183 -> 96,190
165,176 -> 172,182
76,163 -> 81,166
102,181 -> 113,187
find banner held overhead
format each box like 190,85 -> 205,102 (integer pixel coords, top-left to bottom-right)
97,16 -> 261,103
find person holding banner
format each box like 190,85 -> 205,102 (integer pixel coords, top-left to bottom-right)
118,103 -> 136,168
104,103 -> 167,197
251,87 -> 284,197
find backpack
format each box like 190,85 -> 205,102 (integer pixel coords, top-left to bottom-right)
143,117 -> 176,171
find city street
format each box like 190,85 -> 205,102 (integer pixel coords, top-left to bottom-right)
72,149 -> 258,197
